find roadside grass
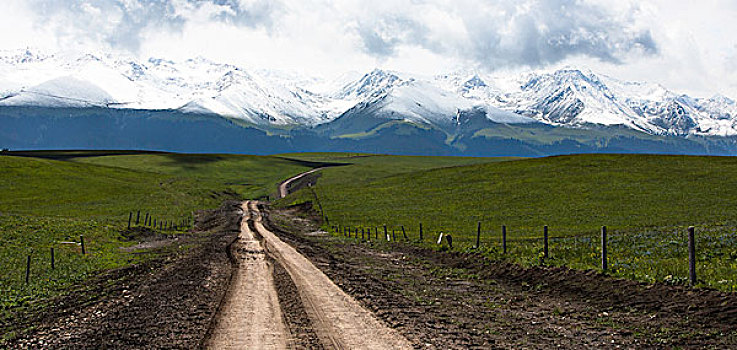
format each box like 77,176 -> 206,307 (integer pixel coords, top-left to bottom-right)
280,153 -> 737,291
0,152 -> 314,327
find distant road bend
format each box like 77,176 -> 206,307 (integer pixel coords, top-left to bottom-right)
277,167 -> 324,199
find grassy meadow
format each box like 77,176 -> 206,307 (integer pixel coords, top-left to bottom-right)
0,152 -> 313,323
4,148 -> 737,324
280,153 -> 737,291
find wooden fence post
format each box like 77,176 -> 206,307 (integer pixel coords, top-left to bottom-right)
51,247 -> 55,270
402,226 -> 408,240
688,226 -> 697,286
25,255 -> 31,284
136,210 -> 140,225
475,221 -> 481,248
145,213 -> 149,226
419,223 -> 423,242
80,235 -> 86,255
543,226 -> 548,260
392,229 -> 396,242
362,228 -> 365,240
375,227 -> 378,240
384,225 -> 389,241
601,226 -> 607,272
502,225 -> 507,254
128,212 -> 132,229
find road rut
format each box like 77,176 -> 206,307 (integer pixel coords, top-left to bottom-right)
250,201 -> 413,349
207,204 -> 288,349
208,201 -> 412,349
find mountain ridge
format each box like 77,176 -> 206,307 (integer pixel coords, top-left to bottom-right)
3,49 -> 737,155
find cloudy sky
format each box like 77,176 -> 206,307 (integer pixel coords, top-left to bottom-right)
1,0 -> 736,98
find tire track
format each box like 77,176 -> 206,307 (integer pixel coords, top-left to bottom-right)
206,203 -> 288,350
249,201 -> 414,349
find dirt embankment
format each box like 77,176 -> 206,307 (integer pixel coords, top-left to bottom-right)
265,204 -> 737,349
4,201 -> 242,349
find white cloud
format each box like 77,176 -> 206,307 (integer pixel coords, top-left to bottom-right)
0,0 -> 736,98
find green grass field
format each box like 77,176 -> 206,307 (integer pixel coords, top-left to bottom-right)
280,153 -> 737,291
0,152 -> 314,322
4,149 -> 737,324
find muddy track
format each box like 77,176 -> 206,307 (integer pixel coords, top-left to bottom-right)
207,203 -> 288,349
206,201 -> 412,349
264,204 -> 737,349
3,201 -> 242,349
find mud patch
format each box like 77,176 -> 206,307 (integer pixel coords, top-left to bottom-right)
3,201 -> 242,349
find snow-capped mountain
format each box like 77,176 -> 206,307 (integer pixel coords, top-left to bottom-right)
334,69 -> 473,127
2,49 -> 737,137
0,50 -> 332,125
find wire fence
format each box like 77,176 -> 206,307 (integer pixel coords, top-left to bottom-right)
4,211 -> 194,287
327,221 -> 737,291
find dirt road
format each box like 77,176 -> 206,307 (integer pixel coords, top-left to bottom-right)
207,201 -> 412,349
278,168 -> 323,198
207,204 -> 288,349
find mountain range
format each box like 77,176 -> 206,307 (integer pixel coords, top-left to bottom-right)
2,49 -> 737,156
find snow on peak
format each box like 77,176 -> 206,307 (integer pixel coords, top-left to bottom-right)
337,68 -> 409,101
1,48 -> 737,135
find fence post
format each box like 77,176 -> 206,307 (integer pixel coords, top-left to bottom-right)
601,226 -> 607,272
51,247 -> 55,270
384,225 -> 389,241
502,225 -> 507,254
145,213 -> 149,226
375,227 -> 378,240
25,255 -> 31,284
688,226 -> 697,286
392,229 -> 396,242
419,223 -> 423,242
543,226 -> 548,260
362,228 -> 365,240
402,226 -> 408,240
80,235 -> 86,255
136,210 -> 140,225
475,221 -> 481,248
128,212 -> 132,229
